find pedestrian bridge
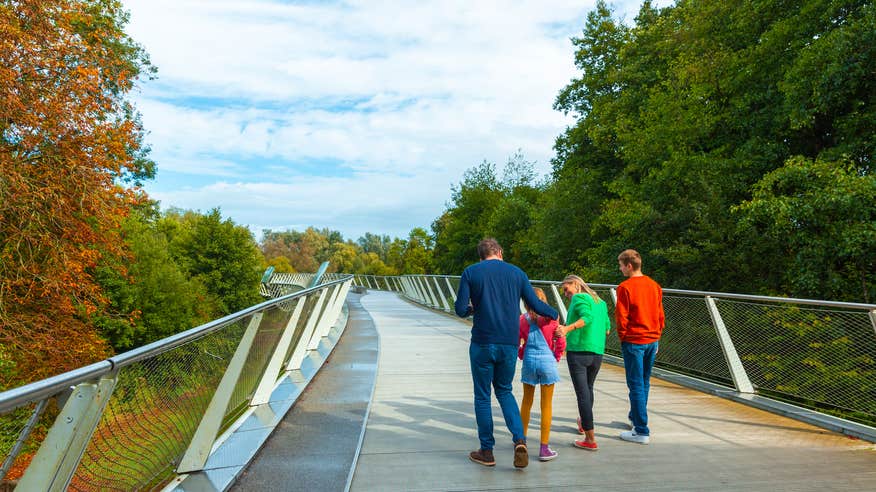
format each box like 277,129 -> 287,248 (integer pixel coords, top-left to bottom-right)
2,273 -> 875,491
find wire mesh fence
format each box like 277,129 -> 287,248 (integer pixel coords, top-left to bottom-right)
717,300 -> 876,425
365,274 -> 876,428
71,324 -> 242,491
0,275 -> 353,491
0,400 -> 50,484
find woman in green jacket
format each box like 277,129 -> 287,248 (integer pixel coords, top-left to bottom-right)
557,274 -> 610,450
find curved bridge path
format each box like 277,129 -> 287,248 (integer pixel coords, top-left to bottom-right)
347,291 -> 876,491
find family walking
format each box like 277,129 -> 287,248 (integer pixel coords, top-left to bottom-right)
455,239 -> 665,468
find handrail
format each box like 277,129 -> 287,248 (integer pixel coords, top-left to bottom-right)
110,276 -> 349,368
0,276 -> 352,414
400,274 -> 876,311
0,362 -> 113,415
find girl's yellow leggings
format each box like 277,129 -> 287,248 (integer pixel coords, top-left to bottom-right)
520,383 -> 554,444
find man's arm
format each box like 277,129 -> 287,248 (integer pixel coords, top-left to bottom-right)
615,285 -> 630,341
520,276 -> 558,320
454,271 -> 473,317
657,286 -> 666,329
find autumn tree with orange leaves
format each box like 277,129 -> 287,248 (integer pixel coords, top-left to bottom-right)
0,0 -> 155,389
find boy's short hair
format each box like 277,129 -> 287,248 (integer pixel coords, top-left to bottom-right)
477,238 -> 503,260
618,249 -> 642,270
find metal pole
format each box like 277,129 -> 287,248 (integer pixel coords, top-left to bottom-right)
177,313 -> 264,473
550,283 -> 568,324
869,309 -> 876,337
444,277 -> 457,304
431,277 -> 451,311
411,277 -> 427,303
705,296 -> 754,393
250,298 -> 307,405
421,277 -> 440,308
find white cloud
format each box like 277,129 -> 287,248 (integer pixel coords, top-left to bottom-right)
123,0 -> 668,239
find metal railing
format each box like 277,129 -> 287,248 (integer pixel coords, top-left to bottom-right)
352,274 -> 876,429
0,274 -> 353,491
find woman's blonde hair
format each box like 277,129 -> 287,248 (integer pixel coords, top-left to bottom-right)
562,274 -> 602,303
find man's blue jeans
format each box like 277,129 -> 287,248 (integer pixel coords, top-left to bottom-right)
621,341 -> 659,436
469,343 -> 525,450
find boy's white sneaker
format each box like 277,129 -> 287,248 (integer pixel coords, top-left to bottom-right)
620,430 -> 650,444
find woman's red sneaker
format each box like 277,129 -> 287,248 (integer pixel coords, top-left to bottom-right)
573,439 -> 598,451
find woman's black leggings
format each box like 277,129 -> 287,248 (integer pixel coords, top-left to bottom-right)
566,351 -> 603,431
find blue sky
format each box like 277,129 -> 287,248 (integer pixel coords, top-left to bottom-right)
123,0 -> 669,240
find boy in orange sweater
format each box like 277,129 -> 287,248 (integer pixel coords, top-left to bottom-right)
615,249 -> 665,444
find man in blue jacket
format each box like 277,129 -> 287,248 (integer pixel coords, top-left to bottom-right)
455,238 -> 559,469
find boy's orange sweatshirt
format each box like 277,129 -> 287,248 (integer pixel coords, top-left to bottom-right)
615,275 -> 665,344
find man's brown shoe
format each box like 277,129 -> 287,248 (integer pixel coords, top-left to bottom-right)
469,448 -> 495,466
513,439 -> 528,468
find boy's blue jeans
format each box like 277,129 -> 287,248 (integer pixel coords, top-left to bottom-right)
621,341 -> 659,436
469,343 -> 525,450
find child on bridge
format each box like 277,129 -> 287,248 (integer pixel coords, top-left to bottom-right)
518,287 -> 565,461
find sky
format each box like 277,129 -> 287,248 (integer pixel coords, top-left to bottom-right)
122,0 -> 668,240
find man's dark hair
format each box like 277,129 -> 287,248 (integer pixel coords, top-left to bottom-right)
477,238 -> 502,260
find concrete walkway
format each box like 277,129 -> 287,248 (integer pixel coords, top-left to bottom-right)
350,291 -> 876,491
231,293 -> 379,491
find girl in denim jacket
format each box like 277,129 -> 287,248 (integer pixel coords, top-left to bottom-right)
518,287 -> 566,461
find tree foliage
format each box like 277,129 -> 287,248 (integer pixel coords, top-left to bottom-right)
431,0 -> 874,302
0,0 -> 154,386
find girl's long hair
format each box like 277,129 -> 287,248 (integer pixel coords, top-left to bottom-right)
524,287 -> 551,324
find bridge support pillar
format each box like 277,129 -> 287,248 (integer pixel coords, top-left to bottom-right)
705,296 -> 754,394
177,313 -> 264,473
251,297 -> 307,406
17,373 -> 117,491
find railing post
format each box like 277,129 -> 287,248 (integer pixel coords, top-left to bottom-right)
404,277 -> 417,299
250,298 -> 307,405
444,277 -> 457,304
427,277 -> 441,307
411,277 -> 426,303
285,292 -> 324,370
17,373 -> 117,491
422,277 -> 440,308
705,296 -> 754,394
177,313 -> 264,473
869,309 -> 876,337
313,281 -> 350,340
305,287 -> 332,350
609,287 -> 618,305
431,277 -> 451,311
550,283 -> 568,323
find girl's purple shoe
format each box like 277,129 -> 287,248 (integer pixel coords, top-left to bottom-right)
539,444 -> 558,461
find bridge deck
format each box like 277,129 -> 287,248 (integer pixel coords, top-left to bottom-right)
349,291 -> 876,491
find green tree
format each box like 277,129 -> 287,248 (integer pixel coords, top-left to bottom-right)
166,209 -> 263,315
431,161 -> 503,274
94,206 -> 212,350
734,156 -> 876,302
402,228 -> 433,274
